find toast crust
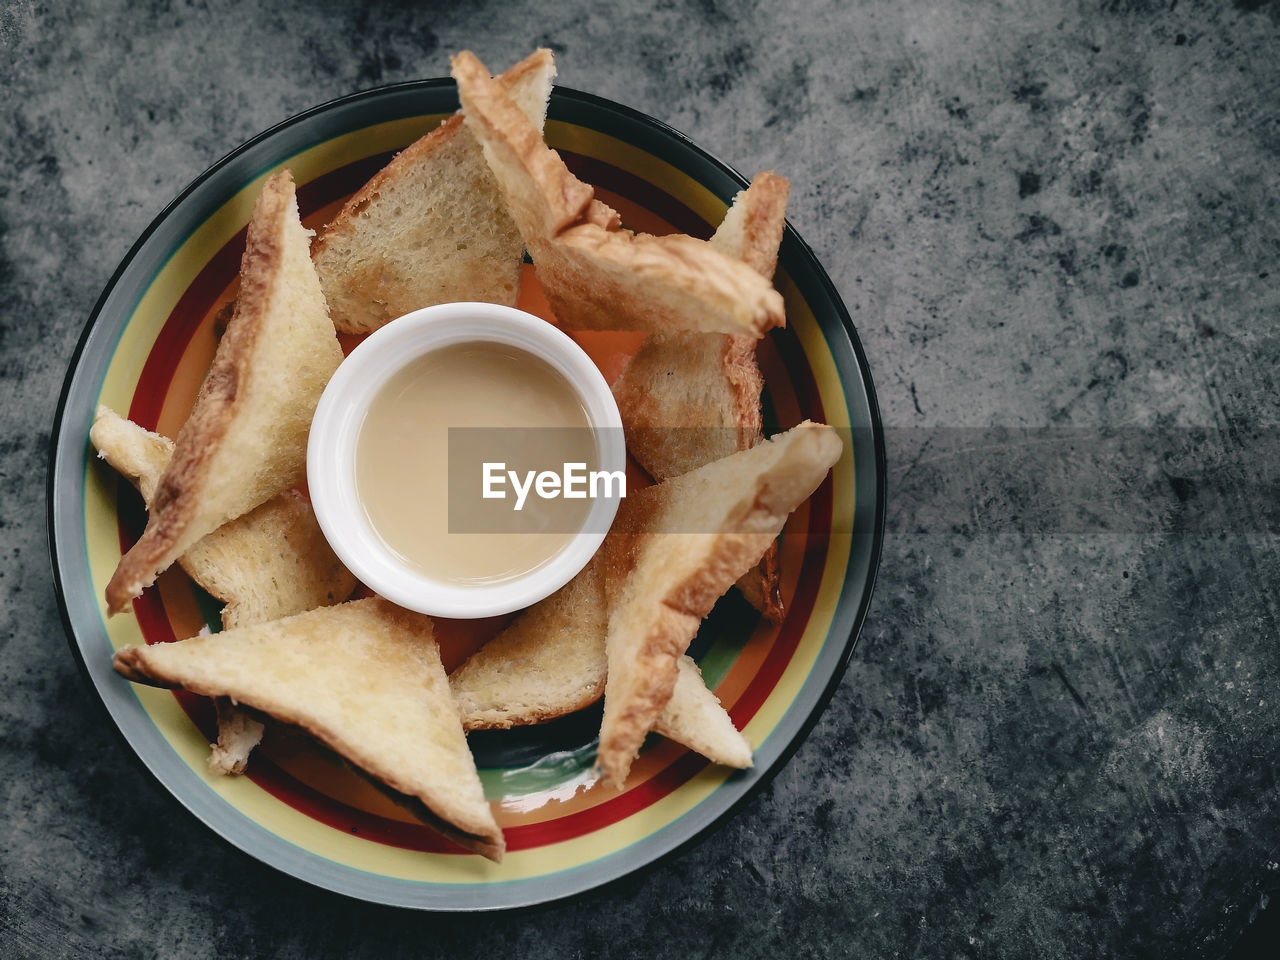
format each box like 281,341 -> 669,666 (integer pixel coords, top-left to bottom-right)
312,50 -> 556,332
104,172 -> 283,610
114,598 -> 504,860
713,170 -> 789,280
452,50 -> 785,336
715,172 -> 789,620
105,171 -> 341,614
609,171 -> 791,619
542,226 -> 785,334
596,422 -> 843,788
450,550 -> 751,767
451,50 -> 592,239
450,557 -> 607,729
92,404 -> 356,775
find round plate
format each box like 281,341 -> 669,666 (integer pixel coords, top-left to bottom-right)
48,80 -> 885,910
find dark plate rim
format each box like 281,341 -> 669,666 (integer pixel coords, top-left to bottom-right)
47,77 -> 886,911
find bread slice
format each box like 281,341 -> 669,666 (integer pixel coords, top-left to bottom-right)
91,407 -> 356,630
209,698 -> 267,776
611,171 -> 790,620
451,50 -> 785,336
113,597 -> 504,860
105,171 -> 343,614
732,544 -> 783,623
611,332 -> 763,479
708,170 -> 790,279
450,556 -> 608,728
91,405 -> 357,773
312,50 -> 556,333
182,492 -> 356,633
597,421 -> 842,788
449,558 -> 752,769
611,171 -> 789,480
652,656 -> 752,769
89,404 -> 174,504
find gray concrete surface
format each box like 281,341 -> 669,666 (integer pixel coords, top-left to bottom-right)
4,0 -> 1280,956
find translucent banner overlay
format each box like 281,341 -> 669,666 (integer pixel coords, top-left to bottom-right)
446,426 -> 1265,536
885,426 -> 1280,534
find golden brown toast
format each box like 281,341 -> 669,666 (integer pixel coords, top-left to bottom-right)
113,597 -> 504,860
90,407 -> 357,629
105,171 -> 343,614
91,405 -> 357,773
209,698 -> 266,776
312,50 -> 556,333
451,50 -> 785,336
652,655 -> 752,769
709,170 -> 790,279
611,331 -> 764,479
449,558 -> 752,770
597,421 -> 842,788
89,404 -> 174,504
450,557 -> 608,728
611,171 -> 791,620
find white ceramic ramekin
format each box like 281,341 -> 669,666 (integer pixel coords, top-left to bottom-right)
307,302 -> 625,618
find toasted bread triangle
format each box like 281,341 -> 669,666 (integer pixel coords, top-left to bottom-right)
597,421 -> 842,788
611,171 -> 788,476
451,50 -> 592,244
449,558 -> 752,769
90,404 -> 173,505
611,171 -> 790,620
452,50 -> 785,335
92,406 -> 356,631
91,405 -> 358,774
709,170 -> 790,280
610,172 -> 789,475
105,171 -> 343,614
450,556 -> 608,729
113,597 -> 504,860
312,50 -> 556,333
652,656 -> 752,769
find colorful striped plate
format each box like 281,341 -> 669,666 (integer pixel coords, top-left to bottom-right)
48,81 -> 885,910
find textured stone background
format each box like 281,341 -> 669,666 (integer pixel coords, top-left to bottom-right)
4,0 -> 1280,956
